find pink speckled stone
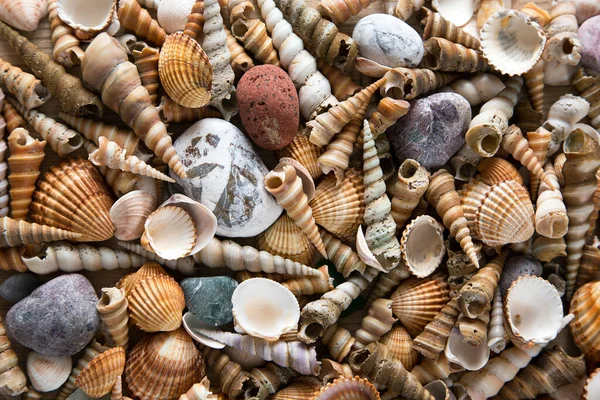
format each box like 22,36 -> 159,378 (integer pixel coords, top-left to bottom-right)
237,65 -> 299,151
579,15 -> 600,74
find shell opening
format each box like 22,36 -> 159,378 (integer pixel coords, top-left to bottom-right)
563,39 -> 574,55
34,85 -> 51,101
304,322 -> 325,340
403,217 -> 445,276
265,175 -> 284,190
68,134 -> 83,147
399,160 -> 419,179
333,39 -> 352,67
98,291 -> 113,307
480,131 -> 501,156
232,21 -> 249,38
564,129 -> 585,153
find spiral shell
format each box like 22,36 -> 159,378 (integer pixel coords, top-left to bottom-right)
117,0 -> 166,45
96,287 -> 129,350
321,324 -> 355,362
74,347 -> 125,398
412,297 -> 460,360
421,37 -> 489,72
417,7 -> 480,49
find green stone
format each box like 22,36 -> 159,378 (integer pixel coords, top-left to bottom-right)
180,276 -> 238,326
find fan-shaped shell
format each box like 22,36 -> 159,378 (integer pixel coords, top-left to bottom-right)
309,168 -> 365,242
157,0 -> 195,33
476,158 -> 524,186
583,368 -> 600,400
390,274 -> 450,336
57,0 -> 115,33
400,215 -> 446,278
445,326 -> 490,371
480,10 -> 546,76
0,0 -> 48,31
27,352 -> 72,392
110,190 -> 157,241
125,328 -> 205,400
312,376 -> 380,400
159,32 -> 213,109
231,277 -> 300,341
258,214 -> 315,265
128,275 -> 186,332
570,281 -> 600,365
116,262 -> 168,297
276,133 -> 323,181
379,327 -> 419,371
74,347 -> 125,398
141,205 -> 196,260
30,158 -> 115,242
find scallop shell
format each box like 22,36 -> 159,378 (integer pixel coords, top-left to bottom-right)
390,274 -> 451,336
159,32 -> 213,109
74,347 -> 125,398
128,274 -> 186,332
476,157 -> 524,186
276,133 -> 323,181
27,352 -> 72,392
116,261 -> 168,297
400,215 -> 446,278
570,281 -> 600,365
312,376 -> 380,400
57,0 -> 115,33
380,326 -> 419,371
480,9 -> 546,76
231,277 -> 300,341
157,0 -> 196,33
272,377 -> 322,400
445,326 -> 490,371
258,214 -> 315,265
30,158 -> 115,242
431,0 -> 476,27
505,276 -> 573,348
0,0 -> 48,31
583,368 -> 600,400
125,328 -> 205,400
309,168 -> 365,242
109,190 -> 157,241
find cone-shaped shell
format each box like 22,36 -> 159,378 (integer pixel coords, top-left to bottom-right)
258,214 -> 315,266
312,376 -> 380,400
30,158 -> 115,242
276,133 -> 323,181
400,215 -> 446,278
96,287 -> 129,350
125,328 -> 205,400
416,7 -> 480,50
0,216 -> 82,247
380,326 -> 419,370
117,0 -> 166,45
128,274 -> 186,332
412,297 -> 460,360
390,274 -> 451,336
27,352 -> 72,392
110,190 -> 157,241
74,347 -> 125,398
570,281 -> 600,364
159,32 -> 212,108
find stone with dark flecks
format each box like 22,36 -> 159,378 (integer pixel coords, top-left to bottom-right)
387,93 -> 471,170
0,273 -> 42,303
237,65 -> 299,151
579,15 -> 600,74
180,276 -> 238,326
352,14 -> 424,68
499,255 -> 543,296
5,274 -> 99,356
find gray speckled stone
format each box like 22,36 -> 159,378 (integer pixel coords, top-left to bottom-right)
181,276 -> 238,326
499,255 -> 543,296
0,273 -> 42,303
579,15 -> 600,74
388,93 -> 471,170
352,14 -> 424,68
5,274 -> 99,356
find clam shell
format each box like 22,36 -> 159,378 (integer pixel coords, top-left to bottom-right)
231,277 -> 300,341
273,377 -> 322,400
258,214 -> 315,265
57,0 -> 115,33
141,205 -> 196,260
476,157 -> 524,186
0,0 -> 48,31
159,32 -> 213,109
30,158 -> 115,242
275,133 -> 323,181
157,0 -> 195,33
504,276 -> 572,348
125,328 -> 205,400
74,347 -> 125,398
458,178 -> 489,240
480,10 -> 546,76
116,261 -> 168,298
583,368 -> 600,400
312,376 -> 380,400
27,352 -> 72,392
109,190 -> 157,241
379,326 -> 419,371
445,326 -> 490,371
400,215 -> 446,278
431,0 -> 475,27
570,281 -> 600,365
390,274 -> 450,336
128,274 -> 186,332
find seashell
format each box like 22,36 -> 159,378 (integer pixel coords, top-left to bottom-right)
118,0 -> 166,45
570,280 -> 600,364
583,368 -> 600,400
410,353 -> 454,386
321,229 -> 367,278
319,359 -> 353,385
157,0 -> 195,34
231,277 -> 300,341
0,216 -> 81,247
412,297 -> 460,360
391,0 -> 422,18
231,18 -> 280,66
486,287 -> 506,354
250,363 -> 301,399
457,306 -> 490,347
526,126 -> 552,200
277,133 -> 323,182
96,287 -> 129,351
480,10 -> 546,76
159,32 -> 213,109
199,346 -> 256,399
125,328 -> 205,400
310,168 -> 365,242
431,0 -> 475,27
536,163 -> 569,239
417,7 -> 480,50
421,37 -> 489,72
390,159 -> 430,233
399,215 -> 445,278
27,352 -> 72,392
439,73 -> 505,107
321,324 -> 355,362
572,68 -> 600,132
353,298 -> 397,350
0,0 -> 47,31
56,340 -> 110,400
545,31 -> 582,68
222,345 -> 266,370
502,125 -> 552,189
109,190 -> 157,241
476,157 -> 523,186
390,274 -> 451,336
380,327 -> 418,370
118,258 -> 169,295
179,377 -> 215,400
317,60 -> 361,101
523,59 -> 544,114
378,67 -> 461,99
131,42 -> 160,106
270,376 -> 320,399
258,214 -> 315,265
74,347 -> 125,398
0,59 -> 50,110
532,235 -> 567,263
57,0 -> 115,34
576,238 -> 600,288
477,0 -> 506,31
2,101 -> 25,134
586,169 -> 600,240
312,376 -> 379,400
158,97 -> 222,124
520,2 -> 550,27
367,261 -> 411,303
317,0 -> 376,25
543,94 -> 590,153
225,26 -> 255,77
0,246 -> 27,272
445,326 -> 489,371
547,1 -> 578,37
554,153 -> 567,188
281,265 -> 333,296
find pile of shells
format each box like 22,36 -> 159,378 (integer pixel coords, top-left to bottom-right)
0,0 -> 598,399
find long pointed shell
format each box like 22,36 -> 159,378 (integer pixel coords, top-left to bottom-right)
158,96 -> 222,123
410,353 -> 453,386
27,352 -> 72,392
47,0 -> 82,68
231,18 -> 280,66
321,324 -> 355,362
368,261 -> 411,303
523,58 -> 544,113
353,298 -> 397,350
0,216 -> 81,247
258,214 -> 315,265
379,67 -> 460,99
421,37 -> 489,72
412,297 -> 460,360
317,0 -> 376,25
536,163 -> 569,239
312,376 -> 379,400
0,57 -> 50,109
282,265 -> 333,296
502,125 -> 552,188
400,215 -> 446,278
487,287 -> 505,353
321,229 -> 367,278
391,159 -> 430,233
117,0 -> 166,45
131,42 -> 160,106
96,287 -> 129,351
417,7 -> 480,49
319,359 -> 353,385
572,68 -> 599,132
457,306 -> 490,347
74,347 -> 125,398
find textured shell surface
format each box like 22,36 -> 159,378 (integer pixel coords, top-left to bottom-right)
27,352 -> 72,392
570,281 -> 600,365
312,376 -> 380,400
109,190 -> 157,241
157,0 -> 195,33
583,368 -> 600,400
400,215 -> 446,278
0,0 -> 48,31
57,0 -> 115,32
431,0 -> 476,27
74,347 -> 125,398
379,326 -> 419,370
258,213 -> 315,265
141,205 -> 197,260
445,326 -> 490,371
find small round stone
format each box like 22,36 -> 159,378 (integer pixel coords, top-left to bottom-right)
0,273 -> 42,303
579,15 -> 600,74
499,255 -> 543,296
180,276 -> 238,326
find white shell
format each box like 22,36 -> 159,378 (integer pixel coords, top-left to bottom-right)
57,0 -> 115,33
231,278 -> 300,341
141,205 -> 197,260
110,190 -> 158,241
400,215 -> 446,278
445,326 -> 490,371
432,0 -> 476,27
27,352 -> 72,392
356,225 -> 385,272
157,0 -> 196,34
480,9 -> 546,76
222,346 -> 267,370
182,312 -> 226,349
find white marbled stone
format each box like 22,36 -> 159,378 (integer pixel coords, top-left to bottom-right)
171,118 -> 282,237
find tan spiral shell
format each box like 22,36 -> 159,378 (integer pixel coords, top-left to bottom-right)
74,347 -> 126,398
417,7 -> 480,50
131,42 -> 160,106
117,0 -> 166,45
412,297 -> 460,360
276,133 -> 323,181
570,281 -> 600,365
321,324 -> 355,362
96,287 -> 129,350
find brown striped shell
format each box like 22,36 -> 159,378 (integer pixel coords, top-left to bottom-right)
74,347 -> 125,398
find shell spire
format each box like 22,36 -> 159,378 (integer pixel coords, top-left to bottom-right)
527,127 -> 552,200
367,261 -> 411,303
317,0 -> 376,25
381,67 -> 461,100
391,159 -> 430,233
0,58 -> 50,109
0,216 -> 81,247
412,297 -> 460,360
536,163 -> 569,239
56,340 -> 110,400
523,58 -> 544,113
416,7 -> 480,49
231,18 -> 280,66
96,288 -> 129,351
117,0 -> 166,45
47,0 -> 83,68
420,37 -> 489,72
487,287 -> 506,353
352,298 -> 397,350
131,43 -> 160,106
321,229 -> 367,278
0,315 -> 27,396
502,125 -> 553,189
200,346 -> 257,399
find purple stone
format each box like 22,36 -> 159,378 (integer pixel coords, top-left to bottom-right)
579,15 -> 600,74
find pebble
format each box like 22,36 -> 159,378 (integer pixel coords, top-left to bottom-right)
5,274 -> 99,357
180,276 -> 238,326
0,273 -> 42,303
499,255 -> 543,296
579,15 -> 600,74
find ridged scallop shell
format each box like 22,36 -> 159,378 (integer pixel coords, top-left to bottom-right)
30,158 -> 115,242
476,158 -> 524,186
57,0 -> 115,33
570,281 -> 600,365
125,328 -> 205,400
74,347 -> 125,398
159,32 -> 213,109
312,376 -> 380,400
116,261 -> 168,297
390,274 -> 451,336
109,190 -> 157,241
0,0 -> 48,31
128,275 -> 186,332
276,133 -> 323,181
141,205 -> 196,260
480,10 -> 546,76
583,368 -> 600,400
27,352 -> 72,392
400,215 -> 446,278
310,168 -> 365,242
380,326 -> 419,371
157,0 -> 195,33
231,277 -> 300,341
258,214 -> 315,266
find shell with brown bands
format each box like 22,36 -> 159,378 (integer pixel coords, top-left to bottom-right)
321,324 -> 355,362
353,298 -> 397,350
132,42 -> 161,106
47,0 -> 84,68
391,159 -> 430,233
231,18 -> 280,66
277,133 -> 323,181
421,37 -> 489,72
0,58 -> 50,109
321,229 -> 367,278
96,287 -> 129,350
412,296 -> 460,360
416,7 -> 480,49
128,274 -> 185,332
118,0 -> 166,45
572,68 -> 600,131
74,347 -> 126,398
258,213 -> 315,266
381,67 -> 461,101
0,317 -> 27,396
